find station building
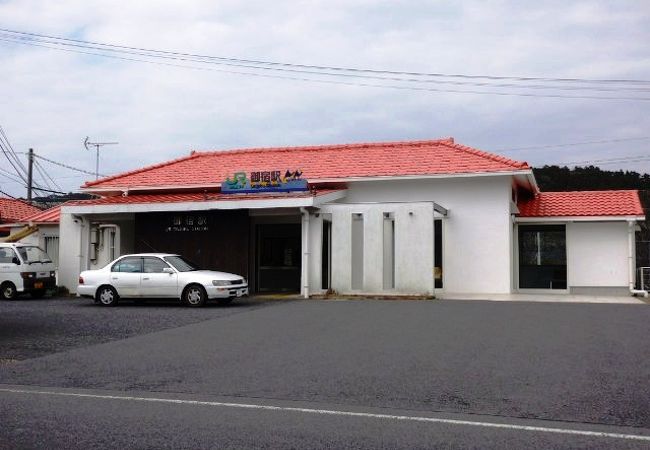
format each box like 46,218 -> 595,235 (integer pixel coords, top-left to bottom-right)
57,138 -> 645,298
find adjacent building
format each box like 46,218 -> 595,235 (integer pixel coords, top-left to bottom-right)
56,138 -> 645,298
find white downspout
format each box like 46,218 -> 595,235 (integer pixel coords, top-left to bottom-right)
628,220 -> 648,297
300,208 -> 310,299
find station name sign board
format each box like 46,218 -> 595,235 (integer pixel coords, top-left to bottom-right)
222,170 -> 308,194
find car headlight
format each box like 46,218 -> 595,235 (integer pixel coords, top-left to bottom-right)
212,280 -> 230,286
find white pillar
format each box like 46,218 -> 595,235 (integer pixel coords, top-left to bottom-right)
300,208 -> 310,298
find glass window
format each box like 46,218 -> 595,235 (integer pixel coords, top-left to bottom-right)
111,257 -> 142,273
16,246 -> 52,264
518,225 -> 566,289
143,257 -> 171,273
164,255 -> 199,272
0,248 -> 19,264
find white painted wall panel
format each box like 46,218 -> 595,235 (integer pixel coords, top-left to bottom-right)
341,176 -> 513,294
322,202 -> 434,295
567,222 -> 629,287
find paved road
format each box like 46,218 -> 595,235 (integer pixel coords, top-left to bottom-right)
1,298 -> 649,448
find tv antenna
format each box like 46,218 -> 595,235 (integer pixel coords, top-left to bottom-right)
84,137 -> 118,179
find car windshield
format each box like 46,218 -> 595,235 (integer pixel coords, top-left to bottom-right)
16,246 -> 52,264
164,255 -> 200,272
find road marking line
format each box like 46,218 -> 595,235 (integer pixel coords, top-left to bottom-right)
1,387 -> 649,442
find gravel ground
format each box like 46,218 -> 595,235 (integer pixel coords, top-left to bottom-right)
0,296 -> 284,361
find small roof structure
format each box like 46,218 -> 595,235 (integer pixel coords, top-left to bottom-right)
517,190 -> 644,218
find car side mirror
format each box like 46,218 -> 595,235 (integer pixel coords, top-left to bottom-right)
11,257 -> 20,265
163,267 -> 174,274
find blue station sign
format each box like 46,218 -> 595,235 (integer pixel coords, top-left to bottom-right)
222,170 -> 308,194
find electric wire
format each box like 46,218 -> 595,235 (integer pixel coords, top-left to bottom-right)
1,37 -> 648,102
0,189 -> 18,199
33,159 -> 62,191
33,153 -> 105,177
2,33 -> 649,94
1,27 -> 649,85
0,126 -> 29,175
0,128 -> 28,183
497,136 -> 650,153
34,158 -> 63,191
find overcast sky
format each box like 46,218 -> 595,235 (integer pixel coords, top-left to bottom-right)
1,0 -> 649,198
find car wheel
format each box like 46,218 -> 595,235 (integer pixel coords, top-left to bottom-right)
0,282 -> 17,300
96,285 -> 119,306
183,284 -> 206,307
217,297 -> 234,306
30,289 -> 46,299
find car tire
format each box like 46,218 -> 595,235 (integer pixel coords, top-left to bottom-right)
0,282 -> 17,300
96,285 -> 119,306
30,289 -> 46,299
217,297 -> 234,306
183,284 -> 207,307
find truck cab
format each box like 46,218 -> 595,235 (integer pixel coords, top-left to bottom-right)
0,243 -> 57,300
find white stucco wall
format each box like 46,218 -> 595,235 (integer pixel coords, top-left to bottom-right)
321,202 -> 434,295
567,221 -> 629,288
58,211 -> 89,292
58,210 -> 136,293
338,176 -> 514,294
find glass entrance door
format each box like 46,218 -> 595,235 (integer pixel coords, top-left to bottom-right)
257,224 -> 301,292
518,225 -> 567,290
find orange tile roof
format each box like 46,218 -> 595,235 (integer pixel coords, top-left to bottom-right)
20,205 -> 61,224
517,190 -> 644,217
82,138 -> 530,189
66,189 -> 342,206
0,197 -> 42,223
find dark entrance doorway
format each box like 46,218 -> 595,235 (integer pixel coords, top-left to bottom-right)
518,224 -> 567,289
256,224 -> 301,292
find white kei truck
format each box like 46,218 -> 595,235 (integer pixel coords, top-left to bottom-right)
0,243 -> 57,300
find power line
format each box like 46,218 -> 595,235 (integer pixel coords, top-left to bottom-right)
33,158 -> 62,191
0,166 -> 25,183
497,136 -> 650,153
1,33 -> 650,101
2,38 -> 648,102
560,154 -> 650,166
0,189 -> 18,199
2,33 -> 650,95
2,27 -> 649,85
0,127 -> 28,183
31,186 -> 66,195
33,153 -> 106,177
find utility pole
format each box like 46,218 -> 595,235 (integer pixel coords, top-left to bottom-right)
27,148 -> 33,203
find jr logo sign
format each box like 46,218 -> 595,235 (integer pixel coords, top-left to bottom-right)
222,170 -> 308,194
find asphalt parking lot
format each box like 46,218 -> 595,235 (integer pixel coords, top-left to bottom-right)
0,297 -> 649,449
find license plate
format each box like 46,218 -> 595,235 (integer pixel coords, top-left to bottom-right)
34,282 -> 43,289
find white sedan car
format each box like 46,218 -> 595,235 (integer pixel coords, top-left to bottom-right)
77,253 -> 248,307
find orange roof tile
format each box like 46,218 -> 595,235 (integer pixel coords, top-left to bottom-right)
83,138 -> 530,189
20,205 -> 61,224
517,190 -> 644,217
0,197 -> 42,223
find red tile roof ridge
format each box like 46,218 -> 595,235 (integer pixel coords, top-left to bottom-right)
440,140 -> 530,170
83,152 -> 202,188
189,137 -> 457,157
